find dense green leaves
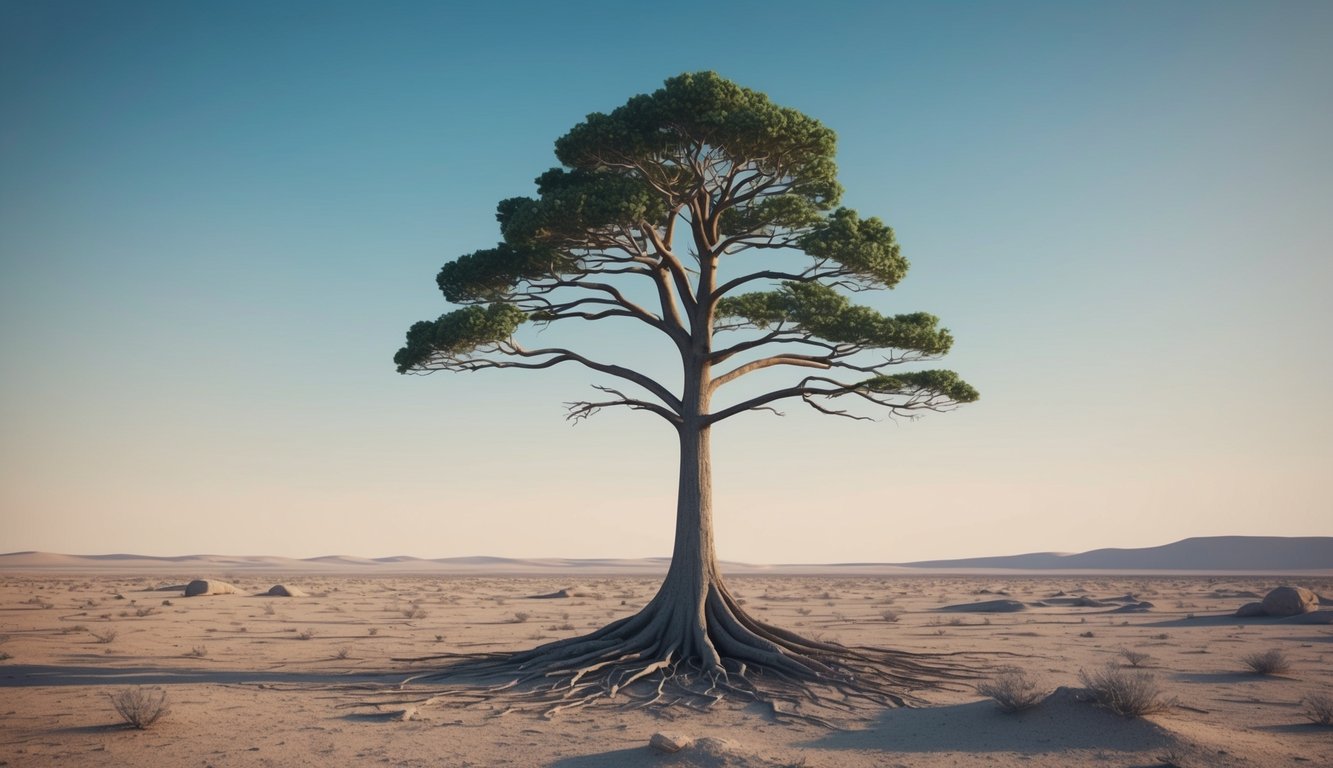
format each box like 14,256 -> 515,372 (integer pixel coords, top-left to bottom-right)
717,282 -> 953,354
800,208 -> 907,288
859,370 -> 980,404
435,244 -> 569,303
719,194 -> 823,237
555,72 -> 841,207
393,304 -> 527,373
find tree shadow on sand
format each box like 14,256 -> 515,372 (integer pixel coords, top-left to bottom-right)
803,689 -> 1177,755
0,663 -> 401,688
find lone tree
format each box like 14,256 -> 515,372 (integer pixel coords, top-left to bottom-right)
395,72 -> 978,719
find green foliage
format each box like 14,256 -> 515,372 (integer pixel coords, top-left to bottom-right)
717,281 -> 954,353
435,244 -> 566,303
554,72 -> 841,207
861,370 -> 980,404
394,304 -> 526,373
800,208 -> 908,288
719,194 -> 823,237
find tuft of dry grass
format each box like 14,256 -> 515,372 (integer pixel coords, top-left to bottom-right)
1119,648 -> 1152,668
109,687 -> 170,729
1241,649 -> 1291,675
90,628 -> 118,644
1301,692 -> 1333,726
976,667 -> 1046,713
1078,663 -> 1174,718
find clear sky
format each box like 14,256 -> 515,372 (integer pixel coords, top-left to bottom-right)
2,0 -> 1330,562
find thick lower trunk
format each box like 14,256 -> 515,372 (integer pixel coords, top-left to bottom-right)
644,419 -> 725,666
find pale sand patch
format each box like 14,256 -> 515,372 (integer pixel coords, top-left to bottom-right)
1,572 -> 1331,766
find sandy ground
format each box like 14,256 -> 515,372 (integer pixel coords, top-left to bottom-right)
2,571 -> 1331,767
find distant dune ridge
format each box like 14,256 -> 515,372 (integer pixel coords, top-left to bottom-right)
898,536 -> 1333,571
0,536 -> 1329,573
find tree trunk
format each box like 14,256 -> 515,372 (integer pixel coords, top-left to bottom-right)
648,418 -> 723,665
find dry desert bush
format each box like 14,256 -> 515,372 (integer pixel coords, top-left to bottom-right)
90,628 -> 118,644
1301,692 -> 1333,726
109,687 -> 170,729
1078,663 -> 1174,718
1119,648 -> 1151,668
976,667 -> 1046,713
1241,649 -> 1291,675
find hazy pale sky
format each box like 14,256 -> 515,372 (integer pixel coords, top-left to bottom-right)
2,0 -> 1330,563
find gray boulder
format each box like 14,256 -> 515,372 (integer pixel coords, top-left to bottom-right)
184,579 -> 242,597
1260,586 -> 1318,617
265,584 -> 307,597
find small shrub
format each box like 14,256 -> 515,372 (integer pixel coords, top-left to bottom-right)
1079,631 -> 1095,638
367,627 -> 379,636
1241,649 -> 1291,675
185,646 -> 207,658
134,606 -> 156,618
401,605 -> 427,620
334,646 -> 351,660
1302,692 -> 1333,726
1078,663 -> 1174,718
109,687 -> 169,729
976,668 -> 1045,713
512,612 -> 531,623
91,628 -> 118,644
263,603 -> 276,616
296,629 -> 316,640
1119,648 -> 1151,668
0,651 -> 12,661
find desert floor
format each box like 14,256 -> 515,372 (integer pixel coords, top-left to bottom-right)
1,572 -> 1330,767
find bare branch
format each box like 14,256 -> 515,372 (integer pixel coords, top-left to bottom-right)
709,355 -> 830,394
565,385 -> 682,426
416,342 -> 682,416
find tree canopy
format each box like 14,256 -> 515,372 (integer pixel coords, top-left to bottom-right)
395,71 -> 977,424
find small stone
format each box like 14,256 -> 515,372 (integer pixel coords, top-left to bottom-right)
1260,586 -> 1318,617
649,732 -> 691,753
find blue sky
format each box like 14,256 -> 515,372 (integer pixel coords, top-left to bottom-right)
2,0 -> 1329,561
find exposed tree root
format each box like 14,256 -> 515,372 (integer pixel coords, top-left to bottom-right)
373,578 -> 982,727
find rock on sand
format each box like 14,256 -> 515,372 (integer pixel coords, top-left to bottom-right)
184,579 -> 242,597
1260,586 -> 1318,617
265,584 -> 307,597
